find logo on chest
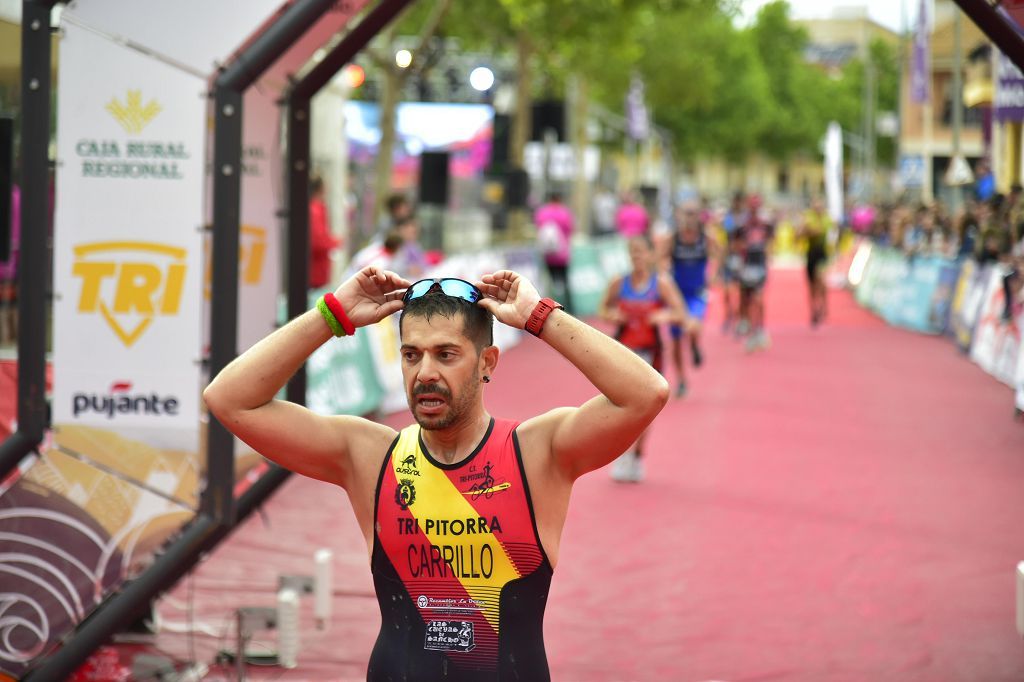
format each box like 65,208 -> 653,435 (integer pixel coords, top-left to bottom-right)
458,461 -> 512,500
396,453 -> 421,477
395,478 -> 417,509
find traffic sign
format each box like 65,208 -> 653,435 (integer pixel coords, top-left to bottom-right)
945,155 -> 974,186
899,155 -> 925,188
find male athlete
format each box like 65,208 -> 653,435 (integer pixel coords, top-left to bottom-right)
735,196 -> 774,352
203,266 -> 670,681
720,191 -> 747,332
661,203 -> 720,397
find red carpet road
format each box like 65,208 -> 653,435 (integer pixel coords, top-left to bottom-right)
153,269 -> 1024,681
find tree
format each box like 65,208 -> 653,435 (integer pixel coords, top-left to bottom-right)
746,1 -> 840,160
831,38 -> 902,166
364,0 -> 452,223
587,2 -> 771,162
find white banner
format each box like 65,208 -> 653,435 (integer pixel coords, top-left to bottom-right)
236,88 -> 282,351
825,122 -> 844,225
53,22 -> 206,430
62,0 -> 290,77
229,0 -> 371,353
1017,346 -> 1024,411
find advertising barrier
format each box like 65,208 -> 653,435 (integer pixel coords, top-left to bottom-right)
970,265 -> 1022,387
950,260 -> 993,351
306,290 -> 386,417
1016,355 -> 1024,412
569,237 -> 631,317
851,247 -> 956,334
929,259 -> 962,334
851,246 -> 1023,418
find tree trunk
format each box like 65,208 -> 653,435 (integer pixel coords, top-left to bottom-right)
506,31 -> 533,240
511,31 -> 532,168
369,0 -> 451,230
373,66 -> 401,227
570,75 -> 590,236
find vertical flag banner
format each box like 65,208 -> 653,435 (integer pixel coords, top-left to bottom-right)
236,88 -> 282,352
228,0 -> 371,355
53,22 -> 205,432
994,51 -> 1024,122
0,18 -> 207,676
625,75 -> 650,141
824,122 -> 844,225
911,0 -> 931,104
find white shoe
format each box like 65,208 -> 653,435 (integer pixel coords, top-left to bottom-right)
630,456 -> 645,483
758,330 -> 771,350
611,452 -> 635,482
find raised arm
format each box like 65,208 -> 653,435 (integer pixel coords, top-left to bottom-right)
598,276 -> 626,324
476,271 -> 670,480
202,267 -> 410,488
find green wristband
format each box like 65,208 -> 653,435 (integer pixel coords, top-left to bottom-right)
317,296 -> 346,337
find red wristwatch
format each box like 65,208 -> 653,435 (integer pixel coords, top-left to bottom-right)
525,298 -> 564,337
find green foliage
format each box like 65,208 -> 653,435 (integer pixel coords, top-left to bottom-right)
749,1 -> 825,159
606,4 -> 770,161
429,0 -> 896,163
829,38 -> 902,165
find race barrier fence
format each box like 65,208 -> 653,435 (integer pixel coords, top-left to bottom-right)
849,243 -> 1024,415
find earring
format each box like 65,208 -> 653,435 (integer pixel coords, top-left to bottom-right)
482,376 -> 491,383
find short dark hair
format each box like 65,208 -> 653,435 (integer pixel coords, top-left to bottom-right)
386,193 -> 409,214
400,289 -> 493,351
310,176 -> 324,194
383,231 -> 404,253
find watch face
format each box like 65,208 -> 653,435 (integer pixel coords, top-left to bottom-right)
527,299 -> 557,336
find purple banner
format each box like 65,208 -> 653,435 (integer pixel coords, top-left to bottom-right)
995,51 -> 1024,122
911,0 -> 930,104
625,74 -> 649,141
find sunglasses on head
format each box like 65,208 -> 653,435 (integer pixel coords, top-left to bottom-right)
403,278 -> 482,304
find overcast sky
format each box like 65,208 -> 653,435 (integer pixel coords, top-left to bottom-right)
741,0 -> 919,33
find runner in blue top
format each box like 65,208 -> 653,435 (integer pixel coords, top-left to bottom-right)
660,203 -> 720,398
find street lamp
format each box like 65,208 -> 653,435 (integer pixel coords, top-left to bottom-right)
469,66 -> 495,92
395,49 -> 412,69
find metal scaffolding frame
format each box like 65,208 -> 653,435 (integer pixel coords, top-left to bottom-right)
8,0 -> 415,677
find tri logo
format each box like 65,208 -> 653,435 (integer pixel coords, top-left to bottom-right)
203,225 -> 267,300
71,240 -> 188,347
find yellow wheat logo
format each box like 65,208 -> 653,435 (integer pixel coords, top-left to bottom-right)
106,90 -> 162,134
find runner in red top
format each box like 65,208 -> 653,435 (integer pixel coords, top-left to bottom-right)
372,418 -> 550,677
204,265 -> 670,680
599,235 -> 688,482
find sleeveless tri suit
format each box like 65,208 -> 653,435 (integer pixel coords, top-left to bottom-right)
671,232 -> 710,331
614,272 -> 664,371
369,418 -> 553,681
